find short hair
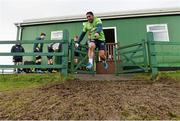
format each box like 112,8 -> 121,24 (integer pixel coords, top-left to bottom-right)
40,33 -> 46,36
86,11 -> 94,16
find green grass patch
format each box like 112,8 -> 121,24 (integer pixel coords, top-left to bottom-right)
0,73 -> 74,91
158,71 -> 180,80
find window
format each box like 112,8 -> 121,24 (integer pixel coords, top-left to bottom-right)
147,24 -> 169,41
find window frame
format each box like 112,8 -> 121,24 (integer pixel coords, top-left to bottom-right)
146,24 -> 170,42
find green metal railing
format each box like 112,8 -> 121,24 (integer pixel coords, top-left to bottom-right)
70,39 -> 97,74
114,40 -> 149,75
2,30 -> 180,78
147,32 -> 180,79
0,30 -> 69,75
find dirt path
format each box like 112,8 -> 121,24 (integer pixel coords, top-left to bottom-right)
74,74 -> 136,81
0,78 -> 179,120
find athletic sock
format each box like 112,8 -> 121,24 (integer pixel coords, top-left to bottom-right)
89,58 -> 93,64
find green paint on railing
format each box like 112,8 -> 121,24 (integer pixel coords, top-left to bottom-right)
0,30 -> 69,76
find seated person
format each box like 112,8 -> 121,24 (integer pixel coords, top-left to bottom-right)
33,33 -> 46,73
11,43 -> 25,73
47,42 -> 60,72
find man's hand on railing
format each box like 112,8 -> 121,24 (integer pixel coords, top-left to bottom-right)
75,43 -> 79,48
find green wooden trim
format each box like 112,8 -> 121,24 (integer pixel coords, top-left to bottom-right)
70,39 -> 75,73
120,48 -> 143,55
114,47 -> 118,76
115,40 -> 149,75
74,55 -> 88,70
117,68 -> 145,74
76,70 -> 96,74
74,50 -> 87,55
61,30 -> 69,76
152,52 -> 180,56
147,32 -> 158,79
150,41 -> 180,45
118,42 -> 143,50
142,39 -> 149,72
120,55 -> 144,62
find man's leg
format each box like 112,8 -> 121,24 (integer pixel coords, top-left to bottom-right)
48,58 -> 53,65
35,56 -> 42,72
47,58 -> 53,72
98,41 -> 108,69
47,46 -> 54,72
14,62 -> 17,73
99,50 -> 106,61
17,62 -> 23,73
86,42 -> 96,69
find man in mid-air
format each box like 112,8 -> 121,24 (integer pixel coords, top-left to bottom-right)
75,11 -> 108,70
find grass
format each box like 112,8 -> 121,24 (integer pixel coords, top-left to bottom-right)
0,73 -> 74,91
158,71 -> 180,79
0,71 -> 180,91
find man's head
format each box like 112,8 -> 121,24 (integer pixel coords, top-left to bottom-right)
40,33 -> 46,39
86,11 -> 94,23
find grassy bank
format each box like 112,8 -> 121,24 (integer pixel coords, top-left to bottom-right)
0,73 -> 73,91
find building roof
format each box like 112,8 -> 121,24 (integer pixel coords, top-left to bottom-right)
15,8 -> 180,26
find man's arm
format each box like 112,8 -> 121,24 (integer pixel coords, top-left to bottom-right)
22,46 -> 25,53
94,23 -> 103,39
33,43 -> 37,52
11,46 -> 15,53
39,43 -> 43,52
77,31 -> 86,43
96,23 -> 103,33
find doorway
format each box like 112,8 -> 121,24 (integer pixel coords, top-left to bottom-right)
103,27 -> 117,61
96,27 -> 118,74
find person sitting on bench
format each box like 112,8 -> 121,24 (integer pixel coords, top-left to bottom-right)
47,42 -> 60,73
33,33 -> 46,73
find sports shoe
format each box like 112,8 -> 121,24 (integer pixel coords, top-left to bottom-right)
36,70 -> 44,73
103,61 -> 109,70
86,63 -> 93,70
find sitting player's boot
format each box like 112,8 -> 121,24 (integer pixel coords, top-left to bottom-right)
86,63 -> 93,70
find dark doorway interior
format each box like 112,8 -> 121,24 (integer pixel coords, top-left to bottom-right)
103,28 -> 115,43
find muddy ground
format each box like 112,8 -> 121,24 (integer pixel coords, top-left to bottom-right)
0,78 -> 179,120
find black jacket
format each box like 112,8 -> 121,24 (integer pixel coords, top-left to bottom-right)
11,44 -> 25,61
33,37 -> 44,52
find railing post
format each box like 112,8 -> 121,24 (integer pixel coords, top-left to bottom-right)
61,30 -> 69,76
142,39 -> 149,72
70,39 -> 75,74
147,32 -> 158,79
114,47 -> 118,76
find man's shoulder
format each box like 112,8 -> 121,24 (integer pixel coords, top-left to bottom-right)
94,17 -> 102,23
12,45 -> 16,47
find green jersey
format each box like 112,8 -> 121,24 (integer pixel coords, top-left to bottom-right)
82,17 -> 105,41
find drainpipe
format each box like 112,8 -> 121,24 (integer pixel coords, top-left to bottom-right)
16,23 -> 23,41
16,23 -> 20,41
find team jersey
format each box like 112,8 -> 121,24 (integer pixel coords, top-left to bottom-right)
82,17 -> 105,41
